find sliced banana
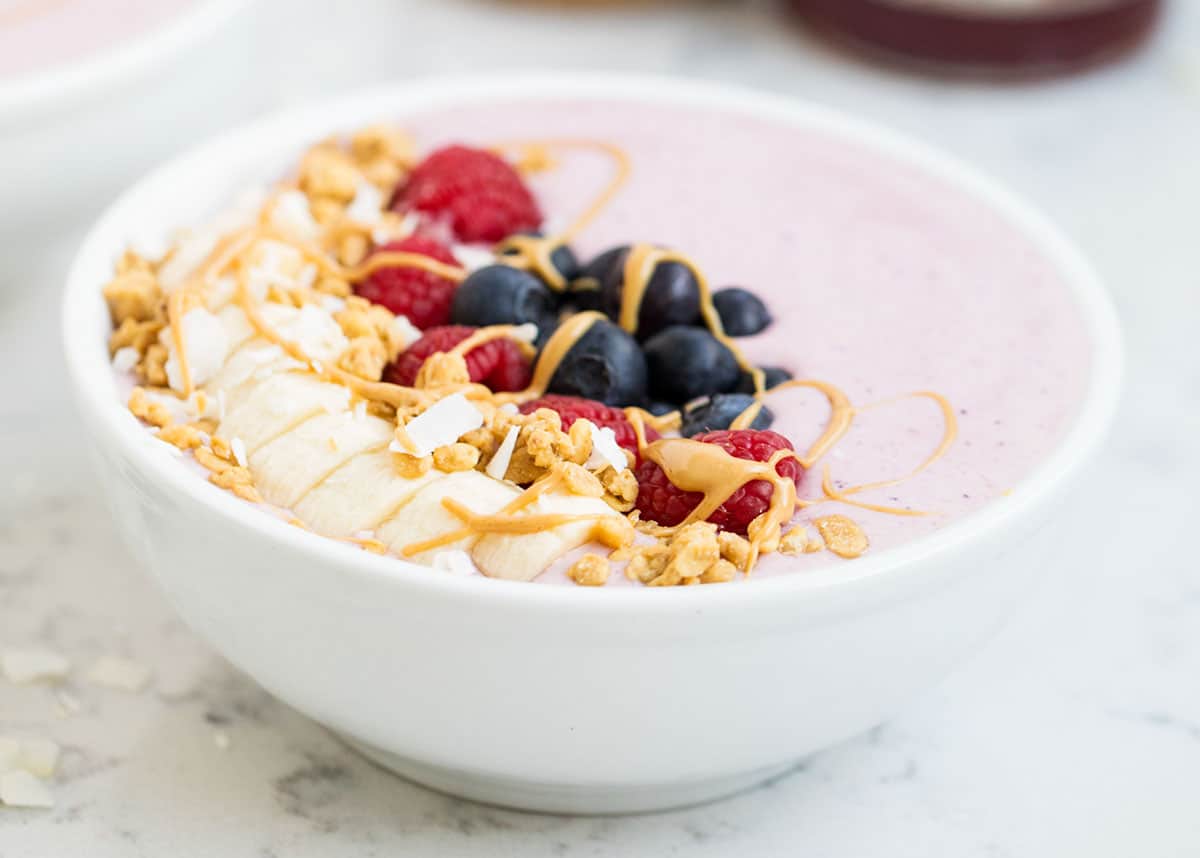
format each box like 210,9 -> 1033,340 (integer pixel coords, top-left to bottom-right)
377,470 -> 521,565
215,372 -> 349,454
471,492 -> 621,582
205,339 -> 304,410
248,411 -> 394,509
294,449 -> 445,538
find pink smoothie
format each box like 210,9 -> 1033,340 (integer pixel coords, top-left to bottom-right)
0,0 -> 197,79
391,98 -> 1091,579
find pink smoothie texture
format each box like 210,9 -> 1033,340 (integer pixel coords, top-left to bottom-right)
392,98 -> 1091,578
0,0 -> 196,79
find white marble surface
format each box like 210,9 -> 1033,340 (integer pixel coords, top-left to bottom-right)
2,1 -> 1199,855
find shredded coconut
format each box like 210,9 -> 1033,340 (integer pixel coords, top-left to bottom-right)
231,438 -> 248,468
111,347 -> 139,373
86,656 -> 152,693
0,770 -> 54,809
400,393 -> 484,457
486,425 -> 521,481
1,649 -> 69,684
584,422 -> 627,471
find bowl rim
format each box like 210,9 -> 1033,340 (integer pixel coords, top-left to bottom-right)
0,0 -> 251,122
61,71 -> 1123,611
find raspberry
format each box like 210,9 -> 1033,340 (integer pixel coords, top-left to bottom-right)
634,429 -> 803,535
394,145 -> 542,243
355,235 -> 460,330
385,325 -> 532,392
519,394 -> 659,454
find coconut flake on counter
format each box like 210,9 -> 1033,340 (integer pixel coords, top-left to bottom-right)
13,739 -> 60,779
584,422 -> 627,471
392,393 -> 484,458
164,307 -> 230,393
486,425 -> 521,481
111,347 -> 139,374
269,189 -> 321,243
86,656 -> 152,693
1,649 -> 69,685
0,770 -> 54,809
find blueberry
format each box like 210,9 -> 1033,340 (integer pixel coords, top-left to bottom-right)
452,265 -> 559,333
681,394 -> 774,437
567,245 -> 625,312
642,326 -> 741,404
546,318 -> 648,406
646,401 -> 677,417
498,231 -> 581,284
600,249 -> 701,340
735,365 -> 793,394
713,287 -> 772,336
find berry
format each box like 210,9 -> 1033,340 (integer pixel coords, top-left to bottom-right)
385,325 -> 531,392
545,318 -> 648,407
598,247 -> 701,340
394,145 -> 541,243
712,287 -> 772,336
646,401 -> 677,417
566,245 -> 626,312
498,231 -> 581,284
451,265 -> 559,338
354,235 -> 460,329
519,394 -> 659,454
634,429 -> 803,534
735,366 -> 793,394
642,326 -> 740,404
680,394 -> 774,437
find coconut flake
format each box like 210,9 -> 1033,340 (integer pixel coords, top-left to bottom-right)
0,770 -> 54,809
451,243 -> 498,272
111,347 -> 139,374
584,422 -> 628,471
231,438 -> 248,468
486,425 -> 520,481
164,307 -> 230,392
390,314 -> 421,351
0,738 -> 20,772
432,550 -> 479,577
402,394 -> 484,457
318,294 -> 346,314
345,180 -> 384,225
1,649 -> 69,684
264,304 -> 347,362
511,323 -> 538,344
86,657 -> 152,693
269,189 -> 321,243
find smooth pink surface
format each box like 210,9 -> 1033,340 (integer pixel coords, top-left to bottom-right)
0,0 -> 195,79
394,98 -> 1090,577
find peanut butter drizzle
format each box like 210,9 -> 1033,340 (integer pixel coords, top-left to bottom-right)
495,310 -> 606,405
492,139 -> 632,290
616,244 -> 766,394
448,325 -> 537,361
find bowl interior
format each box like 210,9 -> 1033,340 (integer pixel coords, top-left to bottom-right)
61,73 -> 1122,603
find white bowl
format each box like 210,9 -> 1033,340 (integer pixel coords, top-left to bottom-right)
61,73 -> 1121,815
0,0 -> 253,256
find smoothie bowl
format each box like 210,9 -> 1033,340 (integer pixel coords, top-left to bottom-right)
62,74 -> 1120,813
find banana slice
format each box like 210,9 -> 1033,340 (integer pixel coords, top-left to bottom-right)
205,340 -> 304,410
215,372 -> 349,454
248,411 -> 394,509
377,470 -> 521,565
294,449 -> 444,538
471,492 -> 621,582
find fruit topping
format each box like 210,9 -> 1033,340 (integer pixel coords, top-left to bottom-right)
354,235 -> 461,330
568,245 -> 626,312
734,365 -> 793,394
519,394 -> 658,454
497,231 -> 581,284
392,144 -> 542,243
385,325 -> 532,392
451,265 -> 559,337
592,246 -> 702,339
545,318 -> 648,407
680,394 -> 774,437
642,325 -> 740,404
712,287 -> 772,336
634,429 -> 803,534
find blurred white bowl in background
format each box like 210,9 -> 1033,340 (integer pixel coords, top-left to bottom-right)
0,0 -> 255,270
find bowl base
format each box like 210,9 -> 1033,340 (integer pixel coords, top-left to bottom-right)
339,733 -> 798,815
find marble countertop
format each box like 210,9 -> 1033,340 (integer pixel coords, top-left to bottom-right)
2,1 -> 1199,855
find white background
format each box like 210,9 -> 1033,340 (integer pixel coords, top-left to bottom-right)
1,1 -> 1198,855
